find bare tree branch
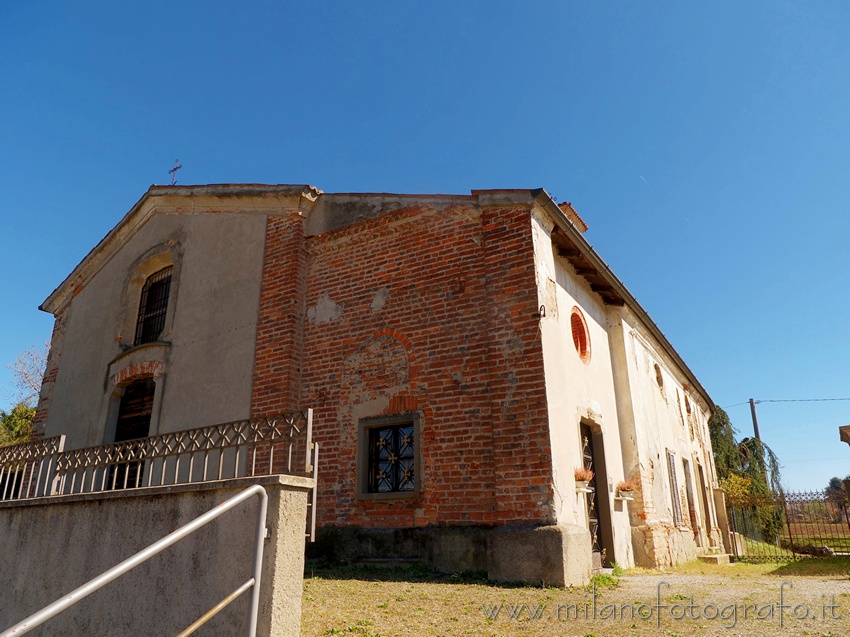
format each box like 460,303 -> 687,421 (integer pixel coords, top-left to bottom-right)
6,343 -> 49,408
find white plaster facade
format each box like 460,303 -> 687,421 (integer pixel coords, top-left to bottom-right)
38,190 -> 300,450
531,201 -> 721,568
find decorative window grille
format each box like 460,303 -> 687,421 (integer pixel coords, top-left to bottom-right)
667,449 -> 685,526
367,423 -> 415,493
134,266 -> 173,345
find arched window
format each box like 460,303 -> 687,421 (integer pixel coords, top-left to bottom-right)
134,266 -> 173,345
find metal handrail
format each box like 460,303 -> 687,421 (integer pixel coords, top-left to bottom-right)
1,485 -> 269,637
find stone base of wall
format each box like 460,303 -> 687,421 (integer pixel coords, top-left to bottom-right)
631,522 -> 700,568
0,476 -> 313,637
309,523 -> 592,587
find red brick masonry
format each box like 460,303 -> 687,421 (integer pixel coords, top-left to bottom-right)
250,199 -> 555,529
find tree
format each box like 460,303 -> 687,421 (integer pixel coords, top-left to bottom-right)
738,436 -> 783,543
710,407 -> 784,543
825,476 -> 849,523
6,343 -> 48,408
1,343 -> 48,448
826,476 -> 845,500
0,403 -> 35,447
708,407 -> 741,480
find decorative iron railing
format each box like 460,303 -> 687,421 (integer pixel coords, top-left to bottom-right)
0,409 -> 319,542
0,435 -> 66,501
0,412 -> 318,540
726,489 -> 850,562
54,411 -> 314,494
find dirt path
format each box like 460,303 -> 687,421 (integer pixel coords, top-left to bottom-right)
301,564 -> 850,637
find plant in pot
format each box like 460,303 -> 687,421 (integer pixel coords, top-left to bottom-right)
574,467 -> 594,492
616,480 -> 636,500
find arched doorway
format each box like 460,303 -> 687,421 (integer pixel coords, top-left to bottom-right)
110,377 -> 155,488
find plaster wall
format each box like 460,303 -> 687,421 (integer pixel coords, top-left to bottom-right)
42,211 -> 266,449
531,208 -> 634,567
613,309 -> 719,566
0,476 -> 312,637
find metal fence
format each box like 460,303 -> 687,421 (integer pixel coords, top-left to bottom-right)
0,412 -> 318,539
726,489 -> 850,562
0,435 -> 66,501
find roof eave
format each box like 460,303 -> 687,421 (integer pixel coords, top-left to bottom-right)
40,184 -> 321,315
531,188 -> 715,412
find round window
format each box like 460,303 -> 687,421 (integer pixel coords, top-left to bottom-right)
570,307 -> 591,364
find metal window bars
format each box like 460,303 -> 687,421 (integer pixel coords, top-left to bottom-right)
0,411 -> 318,541
134,266 -> 172,345
1,484 -> 269,637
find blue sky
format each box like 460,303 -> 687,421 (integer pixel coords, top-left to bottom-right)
1,1 -> 848,489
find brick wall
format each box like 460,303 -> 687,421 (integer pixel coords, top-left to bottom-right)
32,307 -> 69,439
252,212 -> 307,416
251,199 -> 555,529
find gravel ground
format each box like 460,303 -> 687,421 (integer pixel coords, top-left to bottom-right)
300,561 -> 850,637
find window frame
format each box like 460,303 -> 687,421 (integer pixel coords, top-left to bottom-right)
119,243 -> 181,351
134,266 -> 173,345
570,306 -> 591,364
356,413 -> 421,500
666,449 -> 686,527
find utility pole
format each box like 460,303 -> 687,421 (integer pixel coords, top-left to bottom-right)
749,398 -> 762,441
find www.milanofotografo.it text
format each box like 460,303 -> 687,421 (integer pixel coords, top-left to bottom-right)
480,582 -> 842,629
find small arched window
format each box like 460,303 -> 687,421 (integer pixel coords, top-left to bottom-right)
134,266 -> 173,345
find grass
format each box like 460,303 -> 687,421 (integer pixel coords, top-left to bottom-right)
742,536 -> 796,559
301,558 -> 850,636
626,556 -> 850,577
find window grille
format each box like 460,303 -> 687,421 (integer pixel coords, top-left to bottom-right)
667,450 -> 685,526
134,266 -> 173,345
367,423 -> 415,493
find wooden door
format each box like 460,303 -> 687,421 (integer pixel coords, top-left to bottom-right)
110,377 -> 155,488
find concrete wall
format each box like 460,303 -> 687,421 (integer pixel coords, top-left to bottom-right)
41,210 -> 267,449
531,207 -> 634,568
0,476 -> 312,637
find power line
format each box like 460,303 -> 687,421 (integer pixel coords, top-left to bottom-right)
724,397 -> 850,408
757,398 -> 850,404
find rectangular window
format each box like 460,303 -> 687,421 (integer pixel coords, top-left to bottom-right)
667,450 -> 685,527
135,266 -> 173,345
358,414 -> 420,499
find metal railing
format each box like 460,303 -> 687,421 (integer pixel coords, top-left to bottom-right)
0,411 -> 319,540
56,411 -> 314,494
726,489 -> 850,562
1,484 -> 269,637
0,435 -> 65,501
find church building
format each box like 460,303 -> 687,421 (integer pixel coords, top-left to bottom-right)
34,184 -> 722,585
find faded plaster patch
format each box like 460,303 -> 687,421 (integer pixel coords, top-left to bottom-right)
370,288 -> 389,312
307,292 -> 344,324
545,278 -> 558,318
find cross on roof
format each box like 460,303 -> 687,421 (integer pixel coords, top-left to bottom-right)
168,159 -> 182,186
